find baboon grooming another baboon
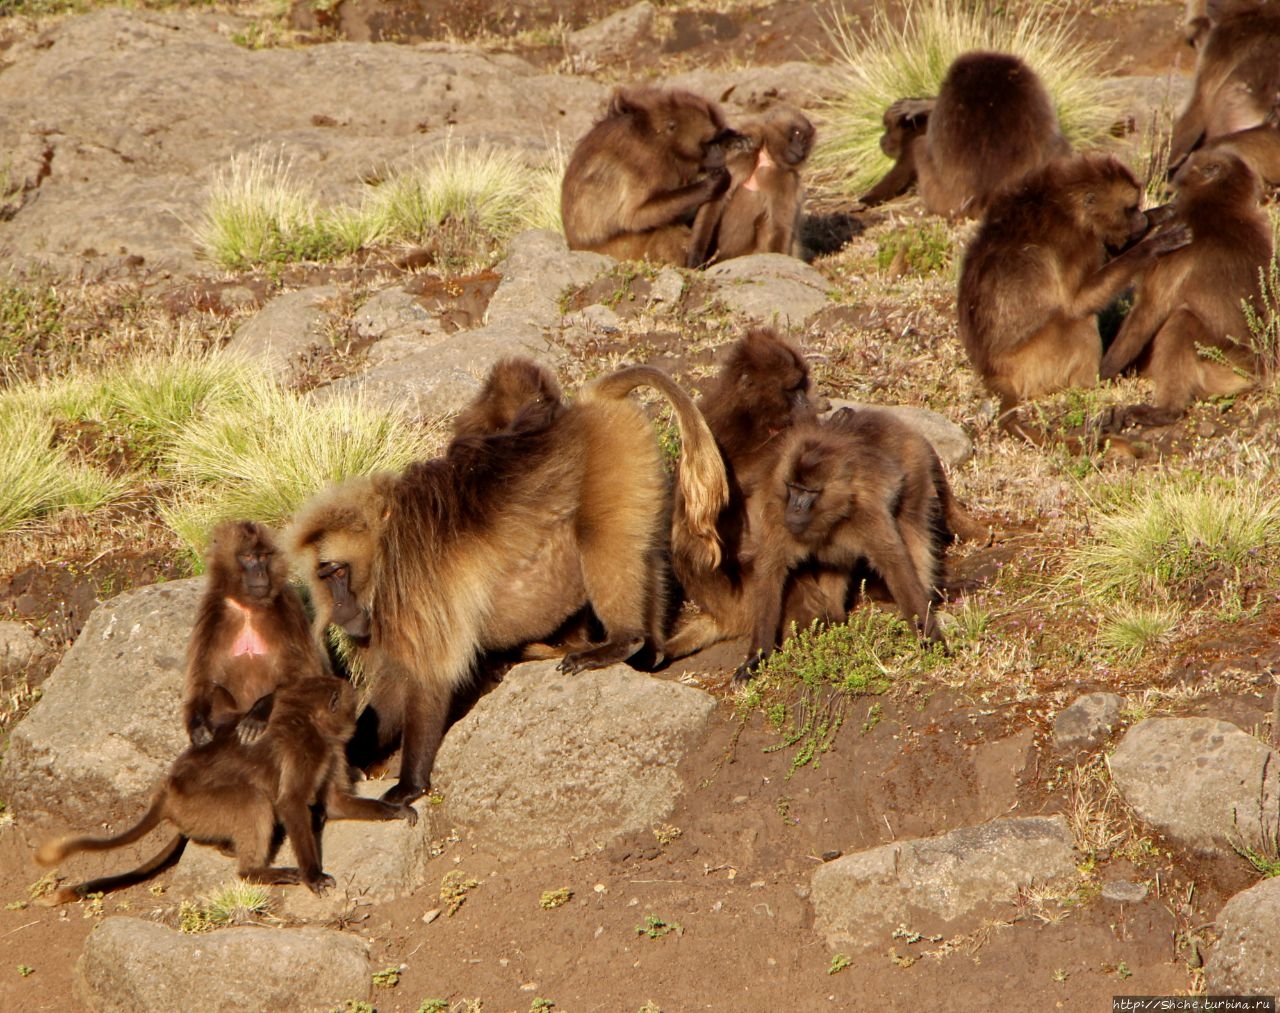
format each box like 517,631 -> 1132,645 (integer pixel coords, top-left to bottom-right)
561,86 -> 745,267
915,51 -> 1071,219
1100,149 -> 1274,422
957,153 -> 1190,413
183,520 -> 324,747
859,98 -> 935,207
692,104 -> 815,263
36,676 -> 417,905
737,408 -> 979,674
288,360 -> 729,803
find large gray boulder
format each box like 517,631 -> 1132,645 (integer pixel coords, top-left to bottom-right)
810,815 -> 1077,950
1206,876 -> 1280,998
0,581 -> 200,826
433,660 -> 716,853
1108,718 -> 1280,857
75,918 -> 371,1013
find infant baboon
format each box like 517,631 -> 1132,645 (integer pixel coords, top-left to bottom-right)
859,98 -> 934,207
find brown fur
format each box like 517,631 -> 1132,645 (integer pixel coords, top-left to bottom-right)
287,361 -> 729,802
859,98 -> 934,206
36,676 -> 416,905
1200,103 -> 1280,189
696,105 -> 815,263
1100,149 -> 1274,421
1169,1 -> 1280,166
451,357 -> 567,438
561,86 -> 742,267
739,409 -> 975,673
183,520 -> 324,747
957,153 -> 1191,412
665,328 -> 823,660
916,51 -> 1071,219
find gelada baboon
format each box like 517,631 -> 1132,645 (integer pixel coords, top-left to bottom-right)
957,153 -> 1190,413
561,86 -> 745,267
1100,149 -> 1274,422
1169,0 -> 1280,166
859,97 -> 935,207
916,51 -> 1071,219
36,676 -> 416,905
287,361 -> 729,803
691,105 -> 816,264
1201,101 -> 1280,189
184,520 -> 324,747
664,328 -> 825,660
738,408 -> 979,676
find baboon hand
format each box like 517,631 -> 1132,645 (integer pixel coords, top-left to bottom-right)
399,803 -> 420,827
305,872 -> 336,896
189,719 -> 213,748
1147,222 -> 1192,255
381,780 -> 427,806
235,716 -> 267,745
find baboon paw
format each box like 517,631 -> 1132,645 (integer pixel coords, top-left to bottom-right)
305,873 -> 336,896
381,781 -> 427,806
399,804 -> 420,827
236,718 -> 267,745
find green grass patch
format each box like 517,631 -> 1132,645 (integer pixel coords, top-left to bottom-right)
814,0 -> 1118,196
1243,213 -> 1280,382
874,220 -> 953,275
178,881 -> 271,933
1094,601 -> 1180,662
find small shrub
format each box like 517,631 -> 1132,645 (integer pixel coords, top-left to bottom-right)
874,221 -> 952,275
538,887 -> 572,910
634,914 -> 682,939
440,870 -> 480,915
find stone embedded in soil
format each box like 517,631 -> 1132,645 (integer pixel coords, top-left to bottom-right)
0,619 -> 45,679
1108,717 -> 1280,857
0,580 -> 200,827
74,917 -> 370,1013
432,660 -> 716,853
1205,875 -> 1280,997
701,252 -> 834,325
809,815 -> 1077,950
1053,692 -> 1124,751
226,285 -> 340,383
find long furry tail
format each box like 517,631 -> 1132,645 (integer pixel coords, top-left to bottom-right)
40,835 -> 188,907
583,365 -> 730,571
36,795 -> 167,866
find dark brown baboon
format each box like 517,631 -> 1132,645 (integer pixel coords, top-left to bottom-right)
1201,101 -> 1280,189
287,362 -> 729,803
738,408 -> 976,675
665,328 -> 822,660
859,98 -> 935,207
705,105 -> 816,262
916,51 -> 1071,219
1169,1 -> 1280,166
450,356 -> 567,439
1099,149 -> 1274,422
561,86 -> 745,267
957,153 -> 1191,413
183,520 -> 325,748
36,676 -> 417,905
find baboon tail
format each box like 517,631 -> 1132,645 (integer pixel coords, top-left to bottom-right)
583,365 -> 730,570
40,835 -> 189,906
35,794 -> 168,866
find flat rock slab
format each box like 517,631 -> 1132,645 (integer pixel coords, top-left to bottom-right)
1108,717 -> 1279,856
75,917 -> 370,1013
702,253 -> 833,325
433,660 -> 716,853
810,815 -> 1077,950
1206,875 -> 1280,996
0,581 -> 200,826
1053,692 -> 1124,751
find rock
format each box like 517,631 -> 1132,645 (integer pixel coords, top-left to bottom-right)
1206,876 -> 1280,996
169,779 -> 428,919
0,581 -> 200,826
1101,880 -> 1149,904
226,285 -> 339,382
810,815 -> 1077,950
568,3 -> 656,70
351,287 -> 442,340
74,917 -> 370,1013
702,253 -> 832,326
1108,717 -> 1280,857
1053,692 -> 1124,751
433,661 -> 716,852
825,400 -> 973,469
486,229 -> 613,332
0,620 -> 45,679
668,62 -> 847,111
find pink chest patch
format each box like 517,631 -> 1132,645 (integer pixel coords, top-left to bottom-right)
226,599 -> 270,658
743,147 -> 777,193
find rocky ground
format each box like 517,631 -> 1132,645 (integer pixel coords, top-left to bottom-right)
1,1 -> 1279,1011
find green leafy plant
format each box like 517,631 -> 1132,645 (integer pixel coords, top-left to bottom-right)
828,953 -> 852,975
539,887 -> 572,910
441,870 -> 480,915
372,965 -> 402,988
874,221 -> 953,276
634,914 -> 682,939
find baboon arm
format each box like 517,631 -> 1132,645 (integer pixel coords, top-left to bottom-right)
626,171 -> 729,234
324,785 -> 419,826
1100,308 -> 1163,378
385,677 -> 450,805
745,557 -> 790,663
865,528 -> 941,642
1070,227 -> 1190,318
276,797 -> 331,893
1169,97 -> 1208,167
859,155 -> 918,206
687,194 -> 729,268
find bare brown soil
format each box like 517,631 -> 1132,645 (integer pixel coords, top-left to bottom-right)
3,2 -> 1278,1012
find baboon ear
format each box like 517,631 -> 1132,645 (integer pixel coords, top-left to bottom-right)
609,88 -> 638,118
328,689 -> 341,712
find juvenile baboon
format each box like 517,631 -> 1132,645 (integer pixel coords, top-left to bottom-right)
738,408 -> 976,675
287,362 -> 729,802
183,520 -> 324,747
36,676 -> 417,905
704,105 -> 816,262
956,153 -> 1190,413
859,98 -> 935,207
561,86 -> 745,267
665,328 -> 824,660
916,51 -> 1071,219
1099,149 -> 1274,422
1169,0 -> 1280,166
450,356 -> 567,439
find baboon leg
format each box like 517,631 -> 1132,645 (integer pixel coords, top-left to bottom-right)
861,513 -> 941,642
385,677 -> 449,804
664,611 -> 737,661
1148,308 -> 1254,414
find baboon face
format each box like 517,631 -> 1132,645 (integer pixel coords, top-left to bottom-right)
774,113 -> 815,168
1173,148 -> 1260,207
780,444 -> 850,543
636,90 -> 730,165
1082,173 -> 1148,250
208,520 -> 282,605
